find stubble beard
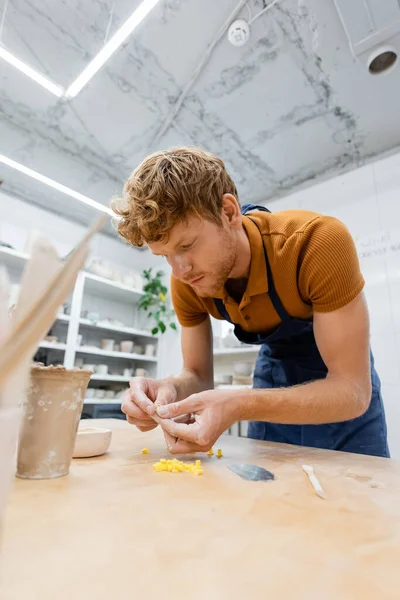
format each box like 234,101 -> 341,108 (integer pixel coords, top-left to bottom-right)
196,229 -> 237,298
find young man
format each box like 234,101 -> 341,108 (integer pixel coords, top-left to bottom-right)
113,147 -> 389,458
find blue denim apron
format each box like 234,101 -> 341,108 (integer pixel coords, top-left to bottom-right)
213,204 -> 389,457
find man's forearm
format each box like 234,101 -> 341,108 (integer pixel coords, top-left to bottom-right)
165,368 -> 213,403
236,374 -> 371,424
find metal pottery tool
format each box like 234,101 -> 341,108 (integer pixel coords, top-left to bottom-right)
228,464 -> 275,481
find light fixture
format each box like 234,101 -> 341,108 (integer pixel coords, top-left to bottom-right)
0,47 -> 64,97
65,0 -> 162,98
0,155 -> 114,217
368,46 -> 398,75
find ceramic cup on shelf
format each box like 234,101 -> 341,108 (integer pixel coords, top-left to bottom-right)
85,388 -> 95,399
217,374 -> 233,385
120,340 -> 134,353
87,311 -> 100,324
104,390 -> 115,400
114,343 -> 120,352
135,368 -> 148,378
144,344 -> 155,357
95,389 -> 105,399
233,362 -> 253,377
82,364 -> 95,372
101,339 -> 115,352
132,345 -> 144,355
75,358 -> 84,369
76,334 -> 83,346
123,368 -> 134,378
95,364 -> 108,375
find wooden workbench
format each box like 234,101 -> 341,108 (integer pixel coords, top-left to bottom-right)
1,419 -> 399,599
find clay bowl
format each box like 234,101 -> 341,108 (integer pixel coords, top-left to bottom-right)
73,427 -> 112,458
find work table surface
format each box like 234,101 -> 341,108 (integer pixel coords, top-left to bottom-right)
1,419 -> 399,600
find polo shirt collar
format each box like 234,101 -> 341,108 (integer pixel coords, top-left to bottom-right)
213,215 -> 268,301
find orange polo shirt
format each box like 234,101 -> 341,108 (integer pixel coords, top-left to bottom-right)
171,210 -> 364,333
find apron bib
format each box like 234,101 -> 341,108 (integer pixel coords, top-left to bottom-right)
213,204 -> 389,458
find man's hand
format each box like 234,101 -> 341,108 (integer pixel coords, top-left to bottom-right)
155,389 -> 240,454
121,377 -> 177,431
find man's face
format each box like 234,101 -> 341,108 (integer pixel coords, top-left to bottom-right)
149,214 -> 238,297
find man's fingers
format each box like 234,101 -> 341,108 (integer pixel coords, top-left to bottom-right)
159,418 -> 200,443
175,414 -> 195,425
156,395 -> 202,419
155,385 -> 176,407
137,424 -> 158,432
161,428 -> 178,451
126,416 -> 157,430
167,439 -> 207,454
122,390 -> 152,421
129,378 -> 155,416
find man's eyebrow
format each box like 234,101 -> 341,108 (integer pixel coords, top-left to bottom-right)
152,236 -> 196,256
172,235 -> 196,250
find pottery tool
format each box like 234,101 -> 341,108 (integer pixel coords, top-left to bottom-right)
228,464 -> 275,481
302,464 -> 326,499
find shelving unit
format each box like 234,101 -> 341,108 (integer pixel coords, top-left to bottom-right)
79,318 -> 152,338
76,346 -> 158,362
0,246 -> 29,270
39,341 -> 67,351
0,247 -> 160,415
84,273 -> 144,302
90,375 -> 132,382
213,347 -> 259,356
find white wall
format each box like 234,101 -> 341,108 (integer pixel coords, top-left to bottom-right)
265,151 -> 400,458
0,190 -> 162,271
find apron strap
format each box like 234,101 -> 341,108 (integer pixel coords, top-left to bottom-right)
241,203 -> 271,215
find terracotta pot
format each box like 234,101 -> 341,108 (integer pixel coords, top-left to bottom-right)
16,366 -> 91,479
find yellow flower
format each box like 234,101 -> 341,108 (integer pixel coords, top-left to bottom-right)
158,292 -> 166,302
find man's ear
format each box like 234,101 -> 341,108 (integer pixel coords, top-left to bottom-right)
221,193 -> 241,226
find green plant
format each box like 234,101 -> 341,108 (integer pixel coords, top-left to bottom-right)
139,268 -> 177,335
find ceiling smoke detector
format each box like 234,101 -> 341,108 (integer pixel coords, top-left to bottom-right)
228,19 -> 250,47
367,46 -> 398,75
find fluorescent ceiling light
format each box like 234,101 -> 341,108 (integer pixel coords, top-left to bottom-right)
0,155 -> 114,217
0,47 -> 64,97
65,0 -> 162,98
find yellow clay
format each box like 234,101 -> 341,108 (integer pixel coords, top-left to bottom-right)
141,448 -> 149,454
152,458 -> 204,475
207,448 -> 214,456
216,448 -> 223,458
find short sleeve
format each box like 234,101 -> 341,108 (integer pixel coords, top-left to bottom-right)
170,276 -> 209,327
298,216 -> 365,313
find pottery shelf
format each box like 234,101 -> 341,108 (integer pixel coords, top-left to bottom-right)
79,318 -> 154,339
0,247 -> 164,394
0,246 -> 29,270
0,248 -> 145,303
90,374 -> 132,382
75,346 -> 158,362
39,341 -> 67,351
213,347 -> 260,356
56,313 -> 70,322
83,273 -> 144,303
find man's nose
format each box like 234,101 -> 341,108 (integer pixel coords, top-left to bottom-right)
169,255 -> 192,279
